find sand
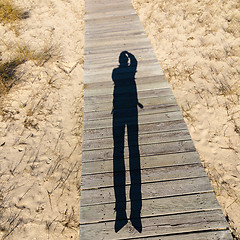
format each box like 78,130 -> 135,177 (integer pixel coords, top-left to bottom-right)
0,0 -> 239,239
0,0 -> 84,239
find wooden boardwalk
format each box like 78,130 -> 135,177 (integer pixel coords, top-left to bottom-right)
79,0 -> 232,239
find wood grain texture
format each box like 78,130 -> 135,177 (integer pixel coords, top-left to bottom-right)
80,0 -> 231,238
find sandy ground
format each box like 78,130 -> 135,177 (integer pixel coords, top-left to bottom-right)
0,0 -> 84,239
0,0 -> 239,239
132,0 -> 240,238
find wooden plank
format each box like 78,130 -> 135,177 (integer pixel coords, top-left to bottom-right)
84,104 -> 180,121
80,192 -> 222,223
85,20 -> 142,31
85,35 -> 148,48
84,69 -> 164,84
85,30 -> 146,41
81,163 -> 207,189
83,111 -> 183,130
85,11 -> 136,21
83,129 -> 191,150
84,59 -> 159,73
81,152 -> 201,175
84,82 -> 169,97
84,95 -> 176,113
84,75 -> 166,88
84,47 -> 154,61
84,64 -> 163,79
84,88 -> 173,104
80,215 -> 230,240
135,230 -> 233,240
81,177 -> 212,205
82,140 -> 196,162
83,119 -> 188,140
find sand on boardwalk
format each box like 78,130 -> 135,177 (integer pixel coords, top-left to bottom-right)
132,0 -> 240,238
0,0 -> 84,239
0,0 -> 239,239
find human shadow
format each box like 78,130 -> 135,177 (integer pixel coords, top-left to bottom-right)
112,51 -> 143,233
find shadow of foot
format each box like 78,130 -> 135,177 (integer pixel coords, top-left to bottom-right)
130,211 -> 142,233
115,210 -> 128,232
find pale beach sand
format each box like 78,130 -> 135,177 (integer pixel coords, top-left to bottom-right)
0,0 -> 239,239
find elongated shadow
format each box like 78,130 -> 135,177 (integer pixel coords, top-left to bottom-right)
112,51 -> 143,233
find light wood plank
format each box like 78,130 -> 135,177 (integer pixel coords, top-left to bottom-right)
84,104 -> 180,121
83,129 -> 191,150
82,140 -> 196,162
81,152 -> 200,175
84,95 -> 176,114
81,164 -> 207,189
83,119 -> 188,140
80,216 -> 230,240
81,177 -> 212,205
84,111 -> 183,130
80,192 -> 222,223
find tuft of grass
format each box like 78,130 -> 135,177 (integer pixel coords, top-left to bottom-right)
0,43 -> 55,95
0,58 -> 24,94
0,0 -> 24,24
16,43 -> 54,67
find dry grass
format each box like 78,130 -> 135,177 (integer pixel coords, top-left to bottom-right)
0,58 -> 24,94
0,0 -> 25,24
0,43 -> 55,95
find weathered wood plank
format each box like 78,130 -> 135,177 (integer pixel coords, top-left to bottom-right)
85,11 -> 136,21
85,35 -> 148,49
84,70 -> 164,85
84,104 -> 180,121
81,177 -> 212,205
80,192 -> 221,223
82,140 -> 195,162
84,81 -> 169,97
84,88 -> 173,104
84,59 -> 159,73
80,214 -> 230,240
135,230 -> 233,240
83,111 -> 184,130
83,129 -> 190,150
81,163 -> 207,189
85,30 -> 145,41
81,152 -> 200,175
84,65 -> 163,80
84,95 -> 176,113
83,119 -> 188,140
